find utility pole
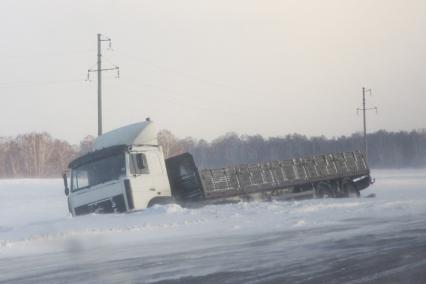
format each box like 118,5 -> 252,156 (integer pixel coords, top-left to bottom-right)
87,34 -> 120,136
97,34 -> 102,136
357,87 -> 377,164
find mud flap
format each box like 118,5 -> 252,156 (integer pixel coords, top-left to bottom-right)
353,175 -> 372,191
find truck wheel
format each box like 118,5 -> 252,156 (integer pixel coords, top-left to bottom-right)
316,182 -> 335,198
343,182 -> 360,198
147,197 -> 176,207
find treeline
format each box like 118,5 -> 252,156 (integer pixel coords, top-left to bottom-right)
0,129 -> 425,178
160,129 -> 426,170
0,133 -> 93,178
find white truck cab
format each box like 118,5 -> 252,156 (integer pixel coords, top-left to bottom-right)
64,120 -> 173,216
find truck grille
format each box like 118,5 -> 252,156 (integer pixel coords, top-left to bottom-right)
74,194 -> 126,216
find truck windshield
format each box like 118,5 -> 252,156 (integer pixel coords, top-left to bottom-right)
71,153 -> 126,191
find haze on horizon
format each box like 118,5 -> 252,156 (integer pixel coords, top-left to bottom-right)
1,0 -> 425,144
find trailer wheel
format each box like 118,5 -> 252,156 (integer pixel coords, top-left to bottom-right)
316,182 -> 335,198
343,182 -> 360,198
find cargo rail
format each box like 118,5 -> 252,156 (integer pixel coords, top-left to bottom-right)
166,150 -> 371,203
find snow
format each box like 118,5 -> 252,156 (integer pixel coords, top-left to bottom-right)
0,170 -> 425,251
0,169 -> 425,283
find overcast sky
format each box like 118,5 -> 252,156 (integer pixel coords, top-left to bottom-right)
1,0 -> 425,144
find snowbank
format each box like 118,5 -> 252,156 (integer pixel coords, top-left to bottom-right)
0,170 -> 425,258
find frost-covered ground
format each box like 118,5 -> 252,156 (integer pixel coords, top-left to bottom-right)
0,170 -> 425,284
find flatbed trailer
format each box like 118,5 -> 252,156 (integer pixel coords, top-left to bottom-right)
166,150 -> 372,205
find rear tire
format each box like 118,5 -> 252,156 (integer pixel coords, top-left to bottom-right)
343,182 -> 360,198
147,196 -> 175,207
316,182 -> 335,198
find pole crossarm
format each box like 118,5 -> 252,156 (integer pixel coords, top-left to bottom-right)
86,66 -> 120,81
356,106 -> 378,113
88,67 -> 119,73
87,66 -> 120,80
99,35 -> 112,47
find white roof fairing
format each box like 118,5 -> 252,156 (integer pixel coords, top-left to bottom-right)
93,120 -> 158,151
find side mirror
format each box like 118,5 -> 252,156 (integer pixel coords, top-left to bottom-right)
63,171 -> 69,196
136,154 -> 146,169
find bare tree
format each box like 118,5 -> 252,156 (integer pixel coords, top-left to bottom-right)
0,129 -> 425,178
158,129 -> 185,158
79,135 -> 95,155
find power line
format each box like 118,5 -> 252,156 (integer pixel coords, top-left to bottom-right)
118,53 -> 277,99
0,79 -> 83,89
3,49 -> 95,60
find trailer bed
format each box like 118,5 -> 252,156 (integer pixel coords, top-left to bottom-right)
165,151 -> 370,203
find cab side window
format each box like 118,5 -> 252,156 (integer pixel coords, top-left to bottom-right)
130,153 -> 149,175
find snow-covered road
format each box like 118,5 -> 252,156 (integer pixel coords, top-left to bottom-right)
0,170 -> 425,283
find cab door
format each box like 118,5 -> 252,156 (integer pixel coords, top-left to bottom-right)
128,152 -> 156,208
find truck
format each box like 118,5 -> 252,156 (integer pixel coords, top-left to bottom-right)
63,119 -> 373,216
